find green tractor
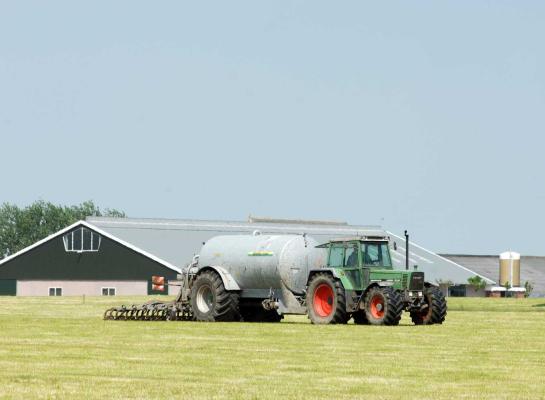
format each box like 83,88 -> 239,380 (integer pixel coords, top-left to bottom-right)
306,235 -> 447,325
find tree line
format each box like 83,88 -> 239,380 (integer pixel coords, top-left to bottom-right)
0,200 -> 125,259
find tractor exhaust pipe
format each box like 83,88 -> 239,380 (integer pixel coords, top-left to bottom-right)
404,230 -> 409,270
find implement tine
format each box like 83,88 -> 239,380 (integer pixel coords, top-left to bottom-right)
104,300 -> 191,321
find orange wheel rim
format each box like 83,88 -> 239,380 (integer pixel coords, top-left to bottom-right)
370,294 -> 385,319
314,284 -> 334,317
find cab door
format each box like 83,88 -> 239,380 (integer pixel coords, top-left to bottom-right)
342,242 -> 365,290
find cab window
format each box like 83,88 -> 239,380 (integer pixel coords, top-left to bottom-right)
344,244 -> 358,268
329,245 -> 344,267
363,243 -> 392,267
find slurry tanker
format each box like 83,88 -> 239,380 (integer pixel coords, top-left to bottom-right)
104,232 -> 447,325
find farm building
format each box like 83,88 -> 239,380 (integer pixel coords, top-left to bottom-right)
441,254 -> 545,297
0,221 -> 180,296
0,215 -> 502,296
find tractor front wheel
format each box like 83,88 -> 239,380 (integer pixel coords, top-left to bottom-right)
364,287 -> 403,326
307,273 -> 348,324
410,286 -> 447,325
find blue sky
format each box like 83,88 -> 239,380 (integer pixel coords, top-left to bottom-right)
1,1 -> 544,254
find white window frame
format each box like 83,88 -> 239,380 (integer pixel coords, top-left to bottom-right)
101,287 -> 116,296
63,227 -> 102,253
48,287 -> 62,296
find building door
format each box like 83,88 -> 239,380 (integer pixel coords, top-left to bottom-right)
0,280 -> 17,295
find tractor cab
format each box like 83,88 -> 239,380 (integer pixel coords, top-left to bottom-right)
317,236 -> 393,270
315,235 -> 427,297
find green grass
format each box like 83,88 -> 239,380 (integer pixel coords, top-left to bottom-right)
1,296 -> 544,399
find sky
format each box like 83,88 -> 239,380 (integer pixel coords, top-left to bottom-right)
1,1 -> 544,255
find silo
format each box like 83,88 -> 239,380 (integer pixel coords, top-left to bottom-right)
499,251 -> 521,287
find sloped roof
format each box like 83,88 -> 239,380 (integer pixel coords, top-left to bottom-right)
87,216 -> 493,285
0,220 -> 181,273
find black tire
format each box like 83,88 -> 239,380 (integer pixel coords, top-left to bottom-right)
190,271 -> 240,322
352,310 -> 369,325
306,273 -> 347,324
239,300 -> 284,323
410,286 -> 447,325
364,286 -> 403,326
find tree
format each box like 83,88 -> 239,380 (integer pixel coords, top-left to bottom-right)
524,281 -> 534,298
467,275 -> 486,291
0,200 -> 125,259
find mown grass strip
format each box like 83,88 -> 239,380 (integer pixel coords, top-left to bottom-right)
0,297 -> 544,399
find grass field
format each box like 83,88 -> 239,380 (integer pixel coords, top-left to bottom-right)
1,296 -> 544,399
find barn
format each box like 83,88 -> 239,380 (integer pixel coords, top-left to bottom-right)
0,221 -> 180,296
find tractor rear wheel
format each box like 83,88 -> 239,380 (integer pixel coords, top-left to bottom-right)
410,286 -> 447,325
307,273 -> 347,324
190,270 -> 241,322
364,287 -> 403,326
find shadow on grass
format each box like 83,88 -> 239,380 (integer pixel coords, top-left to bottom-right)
532,303 -> 545,308
278,321 -> 421,327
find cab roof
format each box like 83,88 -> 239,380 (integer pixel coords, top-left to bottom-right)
316,236 -> 390,248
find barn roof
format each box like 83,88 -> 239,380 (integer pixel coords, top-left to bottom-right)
86,216 -> 494,285
0,220 -> 181,273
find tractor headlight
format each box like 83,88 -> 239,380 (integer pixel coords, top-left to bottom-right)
418,291 -> 423,297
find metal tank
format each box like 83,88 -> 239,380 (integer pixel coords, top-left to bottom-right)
197,233 -> 327,294
499,251 -> 521,287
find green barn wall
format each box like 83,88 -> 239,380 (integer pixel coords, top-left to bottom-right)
0,225 -> 178,282
0,279 -> 16,295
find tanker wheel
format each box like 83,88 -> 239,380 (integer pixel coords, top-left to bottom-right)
190,271 -> 241,322
364,287 -> 403,326
410,286 -> 447,325
352,310 -> 369,325
307,273 -> 347,324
